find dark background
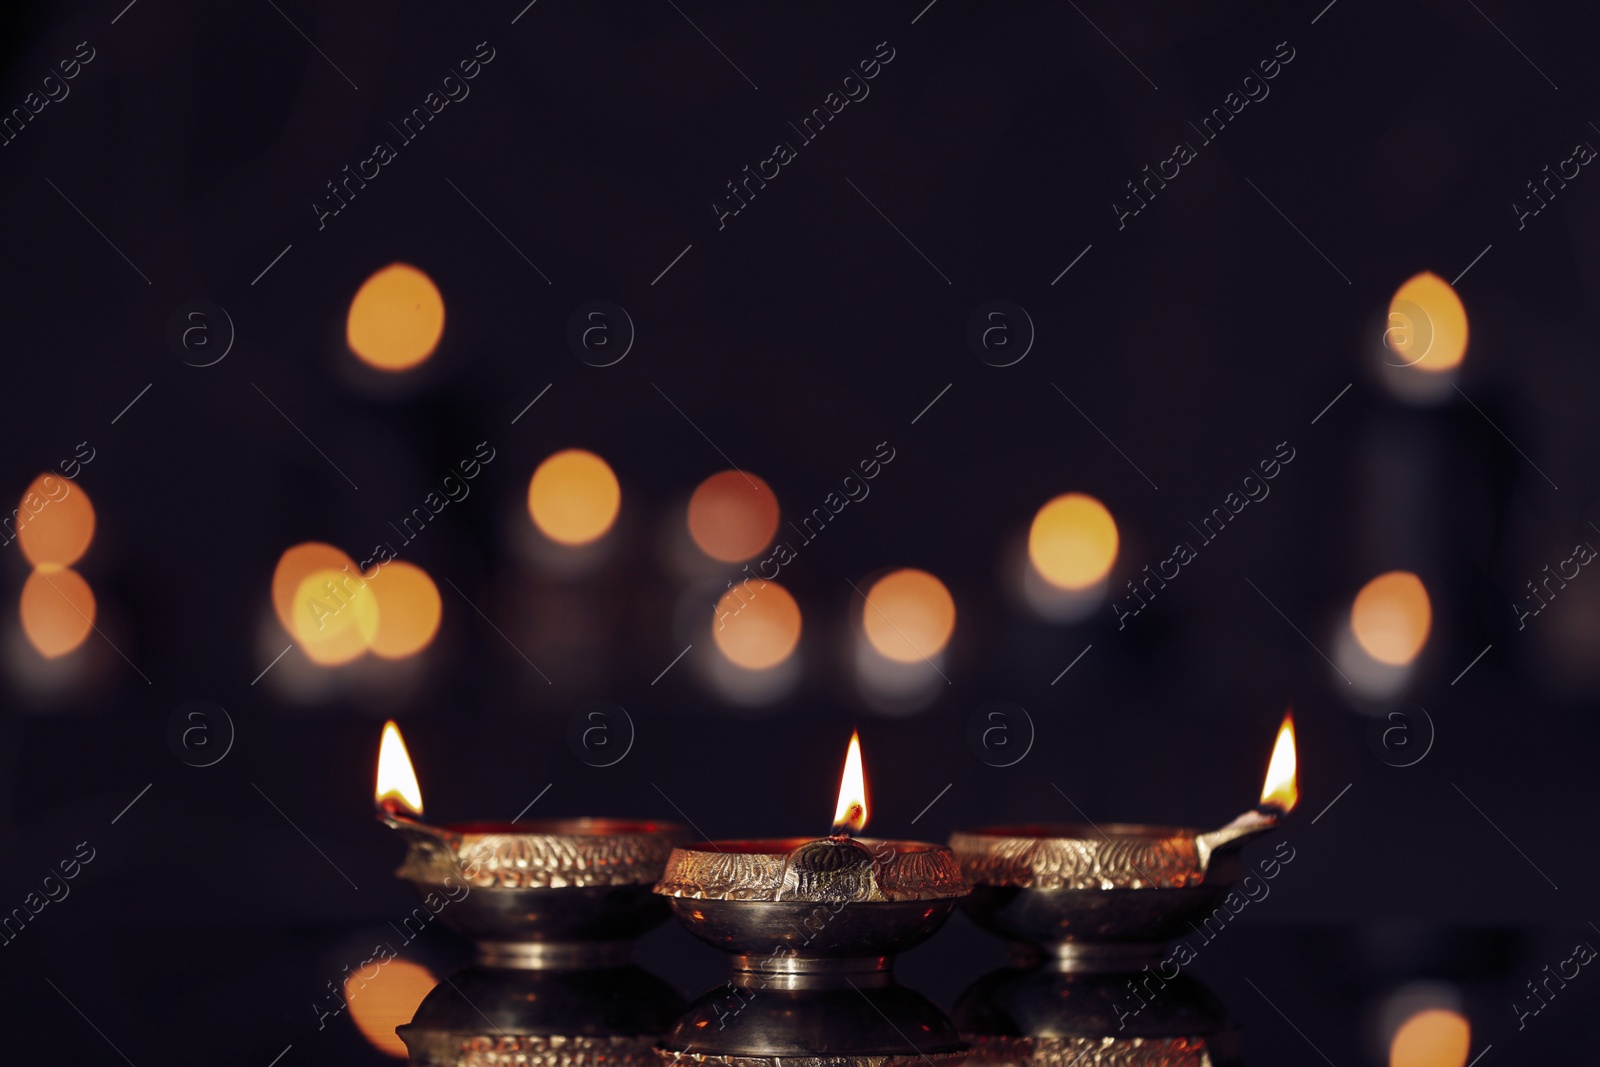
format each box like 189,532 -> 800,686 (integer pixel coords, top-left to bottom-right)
0,0 -> 1597,1061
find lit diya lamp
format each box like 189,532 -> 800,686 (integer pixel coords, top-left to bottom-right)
654,732 -> 967,980
950,714 -> 1299,971
375,721 -> 687,968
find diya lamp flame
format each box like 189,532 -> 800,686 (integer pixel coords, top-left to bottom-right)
830,731 -> 869,836
375,720 -> 424,819
1259,712 -> 1298,815
1196,710 -> 1299,859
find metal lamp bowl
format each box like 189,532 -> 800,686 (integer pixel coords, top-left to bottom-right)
384,814 -> 688,967
949,815 -> 1278,969
655,836 -> 967,974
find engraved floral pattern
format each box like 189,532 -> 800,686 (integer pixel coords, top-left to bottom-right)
389,820 -> 683,889
949,832 -> 1203,890
654,839 -> 966,902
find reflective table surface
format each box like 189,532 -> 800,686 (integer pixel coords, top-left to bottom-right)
6,912 -> 1591,1064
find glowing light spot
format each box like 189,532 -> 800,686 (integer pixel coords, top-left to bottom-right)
1028,493 -> 1118,591
366,562 -> 442,659
527,449 -> 620,546
344,959 -> 436,1059
346,263 -> 445,371
273,543 -> 358,634
1352,571 -> 1432,666
860,569 -> 956,664
290,568 -> 378,666
687,470 -> 780,563
712,580 -> 801,670
16,474 -> 94,568
20,566 -> 95,658
1387,272 -> 1467,374
1389,1009 -> 1471,1067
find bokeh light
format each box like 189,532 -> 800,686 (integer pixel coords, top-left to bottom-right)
346,263 -> 445,371
712,580 -> 801,670
860,568 -> 956,663
687,470 -> 780,562
271,544 -> 443,665
1387,272 -> 1467,374
16,474 -> 94,568
343,958 -> 436,1059
366,562 -> 442,659
273,543 -> 358,634
20,566 -> 95,658
291,568 -> 379,666
1351,571 -> 1433,666
528,449 -> 621,546
1389,1009 -> 1470,1067
1028,493 -> 1119,590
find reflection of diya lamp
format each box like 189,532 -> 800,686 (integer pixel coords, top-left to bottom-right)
400,964 -> 686,1067
654,732 -> 967,979
955,965 -> 1240,1067
659,977 -> 966,1067
375,722 -> 687,968
951,715 -> 1298,971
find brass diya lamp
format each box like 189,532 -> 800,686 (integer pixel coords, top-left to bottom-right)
950,714 -> 1298,971
399,963 -> 686,1067
376,722 -> 687,968
654,732 -> 968,979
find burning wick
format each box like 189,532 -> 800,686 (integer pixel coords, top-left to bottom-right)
829,731 -> 869,838
375,720 -> 425,821
1222,711 -> 1299,830
1257,712 -> 1298,815
830,803 -> 865,839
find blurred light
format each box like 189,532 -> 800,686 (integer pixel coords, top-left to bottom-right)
1261,713 -> 1298,813
1352,571 -> 1432,666
831,731 -> 868,833
290,568 -> 378,666
1389,1009 -> 1470,1067
712,580 -> 801,670
860,568 -> 955,664
346,263 -> 445,371
1387,273 -> 1467,374
367,562 -> 441,659
687,470 -> 780,562
1028,493 -> 1118,591
344,958 -> 436,1059
375,720 -> 423,816
19,566 -> 94,658
273,543 -> 358,633
527,449 -> 621,546
16,474 -> 94,568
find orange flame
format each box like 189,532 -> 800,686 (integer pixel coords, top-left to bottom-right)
376,720 -> 423,816
1260,713 -> 1298,814
831,731 -> 869,834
